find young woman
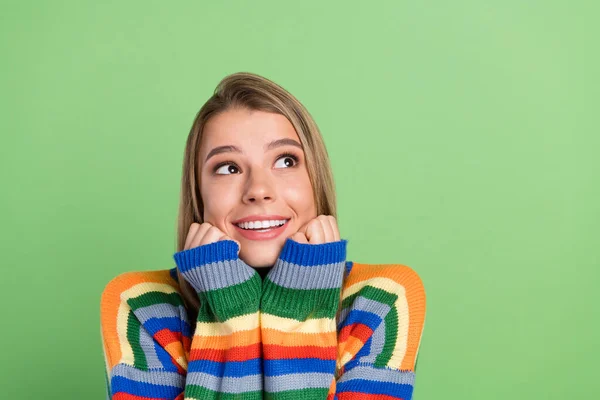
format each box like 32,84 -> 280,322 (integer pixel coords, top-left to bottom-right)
100,72 -> 426,400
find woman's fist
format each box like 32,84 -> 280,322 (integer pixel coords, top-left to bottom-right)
290,215 -> 340,245
176,222 -> 240,312
184,222 -> 240,251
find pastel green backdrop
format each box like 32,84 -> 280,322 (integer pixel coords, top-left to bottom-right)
1,1 -> 597,399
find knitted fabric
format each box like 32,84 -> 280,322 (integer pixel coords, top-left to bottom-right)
100,238 -> 426,399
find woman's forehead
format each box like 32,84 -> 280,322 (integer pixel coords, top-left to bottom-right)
200,109 -> 300,156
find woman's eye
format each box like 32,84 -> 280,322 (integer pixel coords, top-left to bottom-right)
274,154 -> 298,169
215,164 -> 240,175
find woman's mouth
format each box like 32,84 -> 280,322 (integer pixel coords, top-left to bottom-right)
232,218 -> 291,240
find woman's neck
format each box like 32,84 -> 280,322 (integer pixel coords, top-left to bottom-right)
255,266 -> 272,281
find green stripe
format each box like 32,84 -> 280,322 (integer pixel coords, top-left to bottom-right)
262,278 -> 340,320
374,304 -> 398,367
185,385 -> 262,400
264,388 -> 330,400
126,310 -> 148,370
341,285 -> 398,309
199,273 -> 261,321
127,291 -> 184,310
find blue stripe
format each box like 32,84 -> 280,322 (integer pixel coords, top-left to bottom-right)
188,358 -> 262,377
143,316 -> 183,336
340,309 -> 383,332
337,378 -> 414,398
345,261 -> 353,276
111,375 -> 182,397
181,319 -> 192,338
264,358 -> 336,376
154,340 -> 179,372
173,240 -> 239,271
355,335 -> 373,359
277,238 -> 347,266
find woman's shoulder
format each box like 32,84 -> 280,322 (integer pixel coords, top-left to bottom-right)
100,267 -> 181,306
100,267 -> 190,375
343,260 -> 426,299
339,261 -> 426,371
100,267 -> 185,339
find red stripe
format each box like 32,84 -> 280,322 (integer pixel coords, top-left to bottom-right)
337,392 -> 404,400
189,342 -> 261,362
114,392 -> 173,400
263,344 -> 337,360
152,328 -> 190,373
338,323 -> 373,343
153,328 -> 181,348
182,335 -> 191,353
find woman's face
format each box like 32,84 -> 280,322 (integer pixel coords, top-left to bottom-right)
198,107 -> 317,268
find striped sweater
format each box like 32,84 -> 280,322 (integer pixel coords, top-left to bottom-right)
100,238 -> 426,399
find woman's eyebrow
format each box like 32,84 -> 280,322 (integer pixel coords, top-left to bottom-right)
205,139 -> 302,163
205,145 -> 242,162
265,138 -> 303,151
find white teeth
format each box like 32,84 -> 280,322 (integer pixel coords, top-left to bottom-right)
236,219 -> 287,230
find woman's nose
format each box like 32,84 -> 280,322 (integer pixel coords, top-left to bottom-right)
242,169 -> 275,203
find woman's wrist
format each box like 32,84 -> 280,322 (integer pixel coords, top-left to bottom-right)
173,240 -> 261,318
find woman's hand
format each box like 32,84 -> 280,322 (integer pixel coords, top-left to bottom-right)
290,215 -> 340,244
183,222 -> 240,252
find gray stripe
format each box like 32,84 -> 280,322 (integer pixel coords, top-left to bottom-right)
338,365 -> 415,385
264,372 -> 333,392
337,296 -> 391,329
133,302 -> 186,324
338,306 -> 350,328
269,260 -> 345,289
138,324 -> 164,369
185,372 -> 262,393
181,259 -> 256,291
111,363 -> 185,387
357,318 -> 386,364
352,297 -> 392,320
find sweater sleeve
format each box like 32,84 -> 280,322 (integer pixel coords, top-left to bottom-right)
173,240 -> 263,400
259,237 -> 347,399
260,238 -> 426,400
100,271 -> 190,400
335,262 -> 426,399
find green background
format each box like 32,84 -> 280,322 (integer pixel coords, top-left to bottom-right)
1,1 -> 598,399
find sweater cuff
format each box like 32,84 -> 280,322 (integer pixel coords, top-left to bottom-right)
261,238 -> 347,320
277,237 -> 347,267
172,240 -> 260,301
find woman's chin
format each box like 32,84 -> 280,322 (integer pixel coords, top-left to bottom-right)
238,244 -> 281,268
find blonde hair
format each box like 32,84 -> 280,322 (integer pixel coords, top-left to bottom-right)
175,72 -> 339,321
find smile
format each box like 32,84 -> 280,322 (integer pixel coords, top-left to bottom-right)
232,218 -> 291,240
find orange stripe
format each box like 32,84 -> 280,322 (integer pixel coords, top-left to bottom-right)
340,335 -> 365,360
100,270 -> 177,369
263,344 -> 337,360
261,328 -> 337,347
189,343 -> 261,362
191,327 -> 261,350
345,262 -> 426,370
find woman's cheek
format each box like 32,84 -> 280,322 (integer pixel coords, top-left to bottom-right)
202,186 -> 234,229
